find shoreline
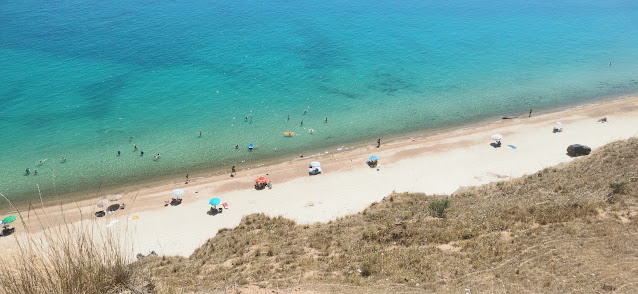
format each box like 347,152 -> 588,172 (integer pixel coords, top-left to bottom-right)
4,92 -> 637,210
1,94 -> 637,258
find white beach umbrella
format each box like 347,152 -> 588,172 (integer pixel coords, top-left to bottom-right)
172,189 -> 184,197
110,194 -> 122,201
491,134 -> 503,141
555,121 -> 563,126
97,199 -> 109,208
310,161 -> 321,168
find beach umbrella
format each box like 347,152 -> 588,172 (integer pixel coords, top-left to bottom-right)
369,155 -> 379,161
2,216 -> 16,225
97,199 -> 109,208
110,194 -> 122,201
209,198 -> 221,206
256,176 -> 268,184
172,189 -> 184,197
491,134 -> 503,141
310,161 -> 321,168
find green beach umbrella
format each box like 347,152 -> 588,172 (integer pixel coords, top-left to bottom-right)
2,215 -> 16,224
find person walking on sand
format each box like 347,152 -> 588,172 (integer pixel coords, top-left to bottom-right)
185,173 -> 189,183
377,138 -> 381,148
529,109 -> 533,118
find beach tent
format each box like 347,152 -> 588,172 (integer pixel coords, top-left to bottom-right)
97,199 -> 109,208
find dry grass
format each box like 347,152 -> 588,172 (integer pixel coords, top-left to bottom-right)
0,196 -> 149,294
141,138 -> 638,293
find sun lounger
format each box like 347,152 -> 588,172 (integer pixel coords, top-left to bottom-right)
222,202 -> 229,209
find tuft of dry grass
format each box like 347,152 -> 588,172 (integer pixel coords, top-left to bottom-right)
0,194 -> 146,294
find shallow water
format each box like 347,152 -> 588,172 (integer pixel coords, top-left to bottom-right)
1,0 -> 637,201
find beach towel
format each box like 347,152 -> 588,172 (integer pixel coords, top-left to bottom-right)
508,145 -> 517,149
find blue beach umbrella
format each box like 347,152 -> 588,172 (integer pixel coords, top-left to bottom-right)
369,155 -> 379,161
172,189 -> 184,197
209,198 -> 221,206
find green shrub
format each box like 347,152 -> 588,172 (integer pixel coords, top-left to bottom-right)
429,198 -> 450,218
609,181 -> 628,194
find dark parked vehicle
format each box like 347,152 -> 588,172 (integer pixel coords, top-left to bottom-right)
567,144 -> 591,156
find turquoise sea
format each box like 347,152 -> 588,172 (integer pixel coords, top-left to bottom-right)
1,0 -> 637,203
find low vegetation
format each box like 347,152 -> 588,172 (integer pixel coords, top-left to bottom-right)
140,138 -> 638,293
2,138 -> 637,293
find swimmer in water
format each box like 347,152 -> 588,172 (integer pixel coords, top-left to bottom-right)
34,170 -> 38,175
309,129 -> 314,134
62,157 -> 66,162
118,150 -> 121,156
325,117 -> 328,122
235,144 -> 239,149
199,131 -> 202,137
130,136 -> 133,142
303,109 -> 307,114
140,151 -> 144,156
26,168 -> 30,174
134,145 -> 138,150
301,120 -> 303,125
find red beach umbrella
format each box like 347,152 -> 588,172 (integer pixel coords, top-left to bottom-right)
256,177 -> 268,184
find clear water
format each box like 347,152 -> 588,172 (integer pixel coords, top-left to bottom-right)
1,0 -> 637,201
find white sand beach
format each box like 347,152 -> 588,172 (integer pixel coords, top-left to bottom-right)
2,96 -> 638,258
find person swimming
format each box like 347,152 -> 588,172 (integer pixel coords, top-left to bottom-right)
140,151 -> 144,156
134,145 -> 138,150
26,168 -> 30,174
117,150 -> 121,156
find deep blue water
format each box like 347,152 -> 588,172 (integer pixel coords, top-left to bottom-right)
1,0 -> 637,202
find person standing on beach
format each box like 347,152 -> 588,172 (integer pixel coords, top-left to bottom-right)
185,174 -> 189,183
377,138 -> 381,148
231,165 -> 236,176
529,109 -> 533,118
